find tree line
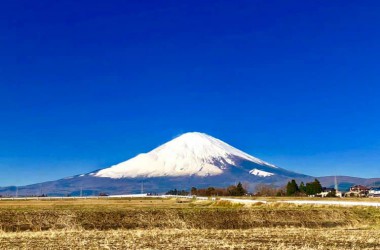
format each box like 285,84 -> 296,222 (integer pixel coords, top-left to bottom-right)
251,179 -> 324,197
166,179 -> 323,197
166,182 -> 247,196
286,179 -> 323,196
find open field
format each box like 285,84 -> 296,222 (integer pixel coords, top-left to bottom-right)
0,198 -> 379,249
0,198 -> 379,230
1,228 -> 380,250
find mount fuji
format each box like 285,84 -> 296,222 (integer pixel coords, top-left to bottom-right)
93,132 -> 279,179
1,132 -> 312,196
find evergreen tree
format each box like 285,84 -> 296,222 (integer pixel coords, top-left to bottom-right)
286,179 -> 299,196
299,182 -> 306,193
236,182 -> 246,196
313,179 -> 323,194
305,182 -> 314,195
286,181 -> 292,196
304,179 -> 323,195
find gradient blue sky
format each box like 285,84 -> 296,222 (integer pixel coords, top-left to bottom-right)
1,0 -> 380,186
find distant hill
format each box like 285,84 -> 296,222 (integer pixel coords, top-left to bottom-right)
318,176 -> 380,191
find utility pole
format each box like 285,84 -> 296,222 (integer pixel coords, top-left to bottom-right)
334,176 -> 338,192
15,186 -> 18,198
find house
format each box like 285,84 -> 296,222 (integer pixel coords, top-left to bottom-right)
368,187 -> 380,198
345,185 -> 370,197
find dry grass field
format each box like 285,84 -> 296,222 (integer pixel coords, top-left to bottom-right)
1,228 -> 380,249
0,198 -> 379,249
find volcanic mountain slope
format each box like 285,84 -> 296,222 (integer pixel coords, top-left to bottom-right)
88,132 -> 308,181
1,132 -> 310,196
94,132 -> 281,178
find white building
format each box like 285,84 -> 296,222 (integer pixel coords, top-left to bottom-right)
368,187 -> 380,197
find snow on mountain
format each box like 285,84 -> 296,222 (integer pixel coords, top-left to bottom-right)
249,169 -> 274,177
94,132 -> 277,178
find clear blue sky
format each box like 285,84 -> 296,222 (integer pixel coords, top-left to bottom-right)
1,0 -> 380,186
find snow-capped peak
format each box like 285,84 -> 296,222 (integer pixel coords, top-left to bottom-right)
94,132 -> 276,178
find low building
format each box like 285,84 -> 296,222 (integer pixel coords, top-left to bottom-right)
345,185 -> 370,197
317,188 -> 343,198
368,187 -> 380,197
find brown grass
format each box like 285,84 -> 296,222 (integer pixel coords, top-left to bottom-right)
0,228 -> 379,249
0,198 -> 379,249
0,204 -> 371,231
246,196 -> 380,203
